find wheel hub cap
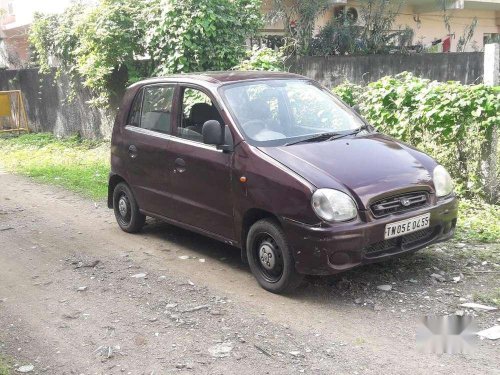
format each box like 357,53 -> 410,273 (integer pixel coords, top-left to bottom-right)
118,197 -> 128,217
259,243 -> 276,270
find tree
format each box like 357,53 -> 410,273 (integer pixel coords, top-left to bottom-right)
29,0 -> 263,107
439,0 -> 478,52
269,0 -> 331,55
28,13 -> 59,72
148,0 -> 263,75
270,0 -> 408,56
30,0 -> 152,106
358,0 -> 406,54
73,0 -> 151,106
309,0 -> 411,56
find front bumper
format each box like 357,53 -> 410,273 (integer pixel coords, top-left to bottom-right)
283,195 -> 458,275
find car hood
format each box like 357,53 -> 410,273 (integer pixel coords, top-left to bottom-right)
258,134 -> 437,209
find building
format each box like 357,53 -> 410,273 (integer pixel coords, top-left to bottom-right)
0,0 -> 72,68
261,0 -> 500,52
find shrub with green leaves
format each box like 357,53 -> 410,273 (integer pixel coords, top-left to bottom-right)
148,0 -> 263,75
29,0 -> 152,107
74,0 -> 149,107
330,81 -> 363,107
28,13 -> 59,73
333,73 -> 500,201
28,0 -> 263,107
234,46 -> 285,71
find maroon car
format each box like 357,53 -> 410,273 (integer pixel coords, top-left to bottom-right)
108,71 -> 458,293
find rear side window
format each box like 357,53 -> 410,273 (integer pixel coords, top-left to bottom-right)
128,89 -> 143,127
141,85 -> 175,134
128,85 -> 175,134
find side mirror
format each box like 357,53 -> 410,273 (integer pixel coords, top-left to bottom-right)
352,104 -> 361,115
202,120 -> 233,152
202,120 -> 224,145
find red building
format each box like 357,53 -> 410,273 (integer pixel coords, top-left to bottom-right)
0,0 -> 72,69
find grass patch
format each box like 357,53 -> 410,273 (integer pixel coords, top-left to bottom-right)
456,200 -> 500,243
0,133 -> 109,200
0,133 -> 499,244
0,355 -> 10,375
474,287 -> 500,307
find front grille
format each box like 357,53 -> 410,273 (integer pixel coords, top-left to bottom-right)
371,191 -> 428,218
365,238 -> 398,253
401,227 -> 434,245
364,227 -> 435,256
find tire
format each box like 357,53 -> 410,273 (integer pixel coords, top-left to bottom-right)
246,218 -> 303,294
113,182 -> 145,233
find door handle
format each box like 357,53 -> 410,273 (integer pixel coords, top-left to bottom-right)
174,157 -> 186,173
128,144 -> 138,159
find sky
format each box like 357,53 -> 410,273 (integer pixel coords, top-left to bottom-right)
4,0 -> 77,27
24,0 -> 73,14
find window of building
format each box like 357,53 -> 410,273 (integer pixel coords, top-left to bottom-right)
484,33 -> 500,45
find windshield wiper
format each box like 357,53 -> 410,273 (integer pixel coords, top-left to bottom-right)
285,125 -> 373,146
284,132 -> 342,146
327,124 -> 372,141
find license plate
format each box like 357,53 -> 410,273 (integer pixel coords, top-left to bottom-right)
384,213 -> 430,240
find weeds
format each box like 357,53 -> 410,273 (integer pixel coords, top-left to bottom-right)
456,200 -> 500,243
0,133 -> 109,200
474,287 -> 500,307
0,355 -> 10,375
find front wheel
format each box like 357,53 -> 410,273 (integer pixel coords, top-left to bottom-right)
113,182 -> 145,233
246,219 -> 303,294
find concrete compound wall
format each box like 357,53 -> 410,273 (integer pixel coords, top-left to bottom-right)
290,52 -> 484,87
0,69 -> 114,139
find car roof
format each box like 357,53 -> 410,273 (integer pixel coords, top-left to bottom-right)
129,71 -> 308,88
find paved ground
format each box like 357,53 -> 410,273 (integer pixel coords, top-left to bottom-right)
0,171 -> 498,374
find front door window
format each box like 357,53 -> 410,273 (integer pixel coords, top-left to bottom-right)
176,87 -> 224,142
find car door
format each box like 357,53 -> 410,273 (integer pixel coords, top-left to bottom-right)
123,83 -> 179,218
165,85 -> 235,241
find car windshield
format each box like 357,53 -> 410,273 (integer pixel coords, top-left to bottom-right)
220,79 -> 364,146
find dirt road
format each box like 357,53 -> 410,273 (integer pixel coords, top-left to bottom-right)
0,171 -> 498,374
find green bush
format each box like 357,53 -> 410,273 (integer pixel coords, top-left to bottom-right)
29,0 -> 263,107
29,0 -> 150,107
457,200 -> 500,243
234,46 -> 285,71
333,73 -> 500,200
148,0 -> 263,75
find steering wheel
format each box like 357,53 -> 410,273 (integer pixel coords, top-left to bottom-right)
242,120 -> 267,139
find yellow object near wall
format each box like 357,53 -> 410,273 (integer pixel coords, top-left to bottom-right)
0,93 -> 11,117
0,90 -> 29,133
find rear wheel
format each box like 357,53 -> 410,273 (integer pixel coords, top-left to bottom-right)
113,182 -> 145,233
246,219 -> 303,294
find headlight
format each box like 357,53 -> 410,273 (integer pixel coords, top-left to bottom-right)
433,165 -> 453,197
311,189 -> 357,222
